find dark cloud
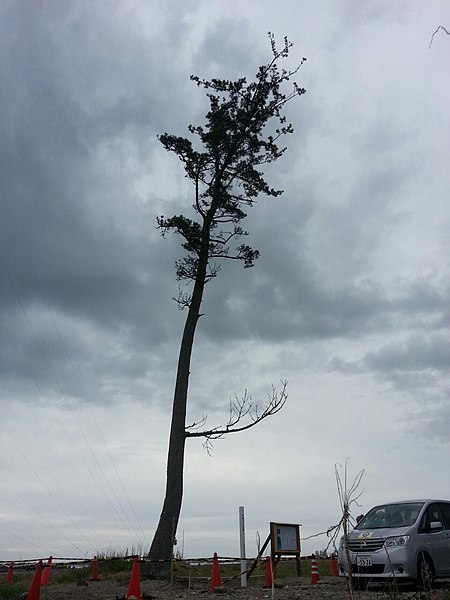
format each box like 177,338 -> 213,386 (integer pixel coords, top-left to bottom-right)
407,392 -> 450,444
192,16 -> 260,77
365,333 -> 450,375
330,329 -> 450,404
0,0 -> 449,562
2,0 -> 448,413
8,7 -> 219,298
0,1 -> 203,409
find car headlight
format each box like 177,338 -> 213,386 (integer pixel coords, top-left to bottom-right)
384,535 -> 410,548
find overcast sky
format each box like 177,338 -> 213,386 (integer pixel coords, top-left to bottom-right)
1,0 -> 449,562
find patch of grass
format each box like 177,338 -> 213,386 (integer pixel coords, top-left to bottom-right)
49,558 -> 136,584
0,554 -> 337,594
100,558 -> 135,575
171,556 -> 335,584
51,565 -> 91,584
0,581 -> 28,599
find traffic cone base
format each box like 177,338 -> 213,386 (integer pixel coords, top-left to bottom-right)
126,556 -> 142,600
5,562 -> 14,584
90,556 -> 101,581
331,555 -> 338,576
264,556 -> 273,587
210,552 -> 222,591
310,558 -> 319,585
27,560 -> 43,600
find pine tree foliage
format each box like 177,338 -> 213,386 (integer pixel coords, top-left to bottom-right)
157,33 -> 306,302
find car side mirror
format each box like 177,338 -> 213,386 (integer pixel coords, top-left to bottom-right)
430,521 -> 443,531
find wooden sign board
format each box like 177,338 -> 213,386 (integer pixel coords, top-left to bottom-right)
270,522 -> 301,555
247,521 -> 302,579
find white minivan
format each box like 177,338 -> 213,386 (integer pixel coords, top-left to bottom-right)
338,499 -> 450,588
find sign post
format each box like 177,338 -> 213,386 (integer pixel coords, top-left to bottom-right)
270,522 -> 302,576
247,520 -> 302,580
239,506 -> 247,587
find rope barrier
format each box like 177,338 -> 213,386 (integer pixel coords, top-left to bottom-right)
0,524 -> 345,567
1,553 -> 339,570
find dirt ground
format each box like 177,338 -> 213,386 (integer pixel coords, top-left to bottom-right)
35,576 -> 450,600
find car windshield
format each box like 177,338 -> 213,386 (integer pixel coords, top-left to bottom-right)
356,502 -> 424,529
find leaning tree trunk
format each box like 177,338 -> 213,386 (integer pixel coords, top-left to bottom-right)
148,215 -> 212,575
146,310 -> 196,573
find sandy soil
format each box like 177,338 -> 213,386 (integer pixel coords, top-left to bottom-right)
35,576 -> 450,600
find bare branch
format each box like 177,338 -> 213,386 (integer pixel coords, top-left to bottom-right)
429,25 -> 450,48
173,285 -> 192,310
210,231 -> 240,245
335,460 -> 365,599
185,414 -> 207,431
185,382 -> 287,451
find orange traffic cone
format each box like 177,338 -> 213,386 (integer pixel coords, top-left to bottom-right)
90,556 -> 101,581
310,557 -> 319,585
264,556 -> 273,587
210,552 -> 222,591
331,555 -> 338,576
41,555 -> 52,586
27,560 -> 43,600
126,556 -> 142,600
5,561 -> 14,583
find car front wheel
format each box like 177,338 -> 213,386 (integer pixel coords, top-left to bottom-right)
417,554 -> 434,590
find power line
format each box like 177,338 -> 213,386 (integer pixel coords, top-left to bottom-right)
0,283 -> 143,550
0,408 -> 98,554
1,191 -> 150,552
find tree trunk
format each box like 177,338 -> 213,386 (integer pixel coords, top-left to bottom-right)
148,216 -> 212,575
146,312 -> 194,574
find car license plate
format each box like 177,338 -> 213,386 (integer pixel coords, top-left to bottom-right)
357,555 -> 372,567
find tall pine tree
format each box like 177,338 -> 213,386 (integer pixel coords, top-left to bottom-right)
149,34 -> 306,572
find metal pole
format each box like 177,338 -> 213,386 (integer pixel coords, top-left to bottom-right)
239,506 -> 247,587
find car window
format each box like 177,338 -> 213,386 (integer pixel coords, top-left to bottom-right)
439,503 -> 450,530
357,502 -> 424,529
419,503 -> 444,533
408,506 -> 421,525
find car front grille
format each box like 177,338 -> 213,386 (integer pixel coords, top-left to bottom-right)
348,538 -> 385,552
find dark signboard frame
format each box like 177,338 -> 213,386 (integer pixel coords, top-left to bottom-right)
248,521 -> 302,580
270,522 -> 301,575
270,522 -> 301,554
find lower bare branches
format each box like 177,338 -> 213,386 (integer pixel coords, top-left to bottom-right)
335,460 -> 365,600
185,381 -> 287,454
